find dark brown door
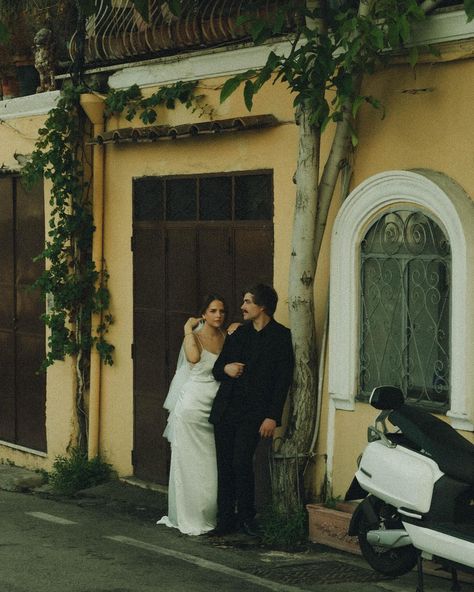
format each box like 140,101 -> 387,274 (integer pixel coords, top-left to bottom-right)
132,172 -> 273,484
0,177 -> 46,451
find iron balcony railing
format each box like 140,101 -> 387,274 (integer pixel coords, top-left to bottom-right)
69,0 -> 295,66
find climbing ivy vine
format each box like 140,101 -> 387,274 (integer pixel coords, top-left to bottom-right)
23,84 -> 114,371
22,78 -> 204,373
20,75 -> 204,450
104,80 -> 205,123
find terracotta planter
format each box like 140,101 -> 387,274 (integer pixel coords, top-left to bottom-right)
306,501 -> 361,555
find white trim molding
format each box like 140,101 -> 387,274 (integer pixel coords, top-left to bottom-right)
108,40 -> 293,89
0,90 -> 60,120
329,169 -> 474,431
108,9 -> 474,90
409,8 -> 474,47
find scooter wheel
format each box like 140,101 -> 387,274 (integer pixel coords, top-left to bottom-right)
357,498 -> 418,577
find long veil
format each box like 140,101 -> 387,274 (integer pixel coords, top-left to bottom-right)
162,320 -> 204,444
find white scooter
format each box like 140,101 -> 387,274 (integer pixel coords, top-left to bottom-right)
345,385 -> 474,592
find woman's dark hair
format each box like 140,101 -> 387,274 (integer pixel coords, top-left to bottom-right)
199,293 -> 227,315
244,284 -> 278,316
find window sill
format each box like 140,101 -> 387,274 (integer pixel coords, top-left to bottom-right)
409,9 -> 474,48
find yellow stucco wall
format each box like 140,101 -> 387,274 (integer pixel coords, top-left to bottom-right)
100,52 -> 474,487
100,78 -> 307,474
314,54 -> 474,500
2,47 -> 473,493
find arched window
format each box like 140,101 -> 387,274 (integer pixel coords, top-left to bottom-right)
359,209 -> 451,410
329,170 -> 474,431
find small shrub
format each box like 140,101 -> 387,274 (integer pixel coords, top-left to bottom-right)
49,447 -> 114,496
36,468 -> 50,483
324,494 -> 342,509
260,503 -> 308,550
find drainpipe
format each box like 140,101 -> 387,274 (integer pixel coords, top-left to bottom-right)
80,93 -> 106,459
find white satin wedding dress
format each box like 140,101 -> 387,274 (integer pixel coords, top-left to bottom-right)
157,347 -> 219,535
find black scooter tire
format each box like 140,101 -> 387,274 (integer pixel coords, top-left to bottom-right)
357,498 -> 418,577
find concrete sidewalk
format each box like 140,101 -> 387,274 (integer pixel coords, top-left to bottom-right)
0,462 -> 472,592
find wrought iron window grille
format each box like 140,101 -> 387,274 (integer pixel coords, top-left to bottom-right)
358,208 -> 451,411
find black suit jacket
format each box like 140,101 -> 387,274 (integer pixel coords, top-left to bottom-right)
209,319 -> 294,426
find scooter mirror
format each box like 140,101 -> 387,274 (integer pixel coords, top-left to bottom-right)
369,386 -> 404,410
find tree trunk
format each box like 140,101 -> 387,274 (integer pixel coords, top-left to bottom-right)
268,0 -> 442,514
271,102 -> 320,512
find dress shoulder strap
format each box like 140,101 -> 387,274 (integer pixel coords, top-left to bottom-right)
194,332 -> 204,350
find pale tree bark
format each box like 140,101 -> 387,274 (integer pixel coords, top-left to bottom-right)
270,0 -> 368,511
269,0 -> 326,512
314,102 -> 353,260
287,104 -> 321,453
272,103 -> 321,512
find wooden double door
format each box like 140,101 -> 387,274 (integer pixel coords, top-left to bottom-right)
0,177 -> 46,451
132,172 -> 274,484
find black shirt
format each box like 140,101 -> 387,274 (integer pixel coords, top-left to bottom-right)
225,322 -> 268,420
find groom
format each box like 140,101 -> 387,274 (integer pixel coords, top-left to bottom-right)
209,284 -> 294,536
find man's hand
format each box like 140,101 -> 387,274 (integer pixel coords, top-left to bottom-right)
224,362 -> 245,378
259,418 -> 276,438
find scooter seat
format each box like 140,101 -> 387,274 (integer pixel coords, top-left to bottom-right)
389,405 -> 474,485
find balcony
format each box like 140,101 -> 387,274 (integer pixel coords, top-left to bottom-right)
69,0 -> 295,67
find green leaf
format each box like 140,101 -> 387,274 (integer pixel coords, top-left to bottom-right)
81,0 -> 96,16
352,95 -> 365,118
244,80 -> 254,111
272,11 -> 286,35
167,0 -> 183,17
220,76 -> 244,103
465,0 -> 474,21
350,129 -> 358,147
266,51 -> 281,71
254,66 -> 272,92
370,26 -> 384,50
399,15 -> 410,43
387,21 -> 400,47
365,96 -> 386,119
250,20 -> 265,43
131,0 -> 150,22
408,46 -> 419,68
0,20 -> 9,43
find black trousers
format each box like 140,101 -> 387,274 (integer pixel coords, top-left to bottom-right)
213,417 -> 261,527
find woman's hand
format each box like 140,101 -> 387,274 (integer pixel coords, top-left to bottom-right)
226,322 -> 242,335
184,317 -> 202,335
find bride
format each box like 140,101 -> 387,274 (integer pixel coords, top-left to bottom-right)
157,294 -> 227,535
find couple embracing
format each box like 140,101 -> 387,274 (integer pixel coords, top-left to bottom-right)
158,284 -> 294,537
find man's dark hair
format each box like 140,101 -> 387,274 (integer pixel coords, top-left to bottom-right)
244,284 -> 278,316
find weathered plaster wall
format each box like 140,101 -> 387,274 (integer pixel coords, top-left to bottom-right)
100,78 -> 306,475
2,53 -> 472,498
318,55 -> 474,499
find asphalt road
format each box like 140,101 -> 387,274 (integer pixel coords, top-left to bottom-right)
1,489 -> 472,592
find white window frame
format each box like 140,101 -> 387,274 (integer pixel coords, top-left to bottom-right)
328,169 -> 474,431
